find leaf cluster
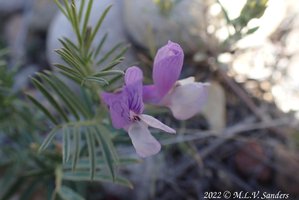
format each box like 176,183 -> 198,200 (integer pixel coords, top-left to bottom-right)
218,0 -> 268,46
25,0 -> 137,196
0,49 -> 59,200
53,0 -> 127,88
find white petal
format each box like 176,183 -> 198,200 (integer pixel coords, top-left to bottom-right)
128,122 -> 161,158
167,82 -> 209,120
139,114 -> 176,134
177,76 -> 195,85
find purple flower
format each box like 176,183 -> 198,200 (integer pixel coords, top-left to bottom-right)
143,41 -> 209,120
101,66 -> 175,158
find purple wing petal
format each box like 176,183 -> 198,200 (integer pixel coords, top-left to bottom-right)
128,121 -> 161,158
101,91 -> 130,129
153,41 -> 184,97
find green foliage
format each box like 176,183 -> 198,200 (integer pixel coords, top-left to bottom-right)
53,0 -> 127,87
57,186 -> 85,200
233,0 -> 268,30
0,49 -> 59,200
0,49 -> 26,131
218,0 -> 268,46
26,0 -> 136,193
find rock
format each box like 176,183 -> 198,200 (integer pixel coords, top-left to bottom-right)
122,0 -> 219,54
4,14 -> 25,60
0,0 -> 57,31
3,0 -> 57,62
234,140 -> 271,182
13,65 -> 37,92
0,0 -> 25,15
47,0 -> 137,70
29,0 -> 58,31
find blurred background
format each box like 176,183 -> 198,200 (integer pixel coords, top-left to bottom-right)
0,0 -> 299,199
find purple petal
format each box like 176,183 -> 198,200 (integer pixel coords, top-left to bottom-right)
124,66 -> 144,114
154,41 -> 182,65
139,114 -> 176,134
128,121 -> 161,158
124,83 -> 144,114
166,82 -> 209,120
101,91 -> 130,129
142,85 -> 161,104
153,41 -> 184,97
125,66 -> 143,85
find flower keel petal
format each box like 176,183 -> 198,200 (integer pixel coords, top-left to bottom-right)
128,122 -> 161,158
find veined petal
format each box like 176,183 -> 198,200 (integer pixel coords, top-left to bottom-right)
124,66 -> 144,114
125,66 -> 143,85
153,41 -> 184,97
101,91 -> 130,129
128,122 -> 161,158
154,41 -> 183,67
124,84 -> 144,114
166,82 -> 209,120
139,114 -> 176,134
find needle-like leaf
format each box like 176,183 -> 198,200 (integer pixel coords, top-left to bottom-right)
72,126 -> 81,171
94,126 -> 115,180
31,77 -> 69,122
26,94 -> 58,125
39,127 -> 61,152
85,127 -> 96,180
